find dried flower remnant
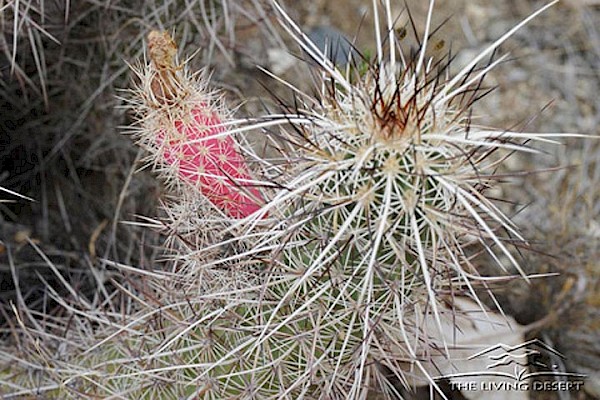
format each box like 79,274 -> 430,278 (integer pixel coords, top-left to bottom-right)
147,30 -> 182,104
131,30 -> 265,218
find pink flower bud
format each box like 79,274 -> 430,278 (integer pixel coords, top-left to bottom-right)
143,31 -> 265,219
158,105 -> 264,218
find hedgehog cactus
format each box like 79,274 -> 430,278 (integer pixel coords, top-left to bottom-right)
126,1 -> 566,398
203,1 -> 564,397
0,1 -> 577,399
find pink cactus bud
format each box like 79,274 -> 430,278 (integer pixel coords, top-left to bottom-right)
145,31 -> 265,219
158,105 -> 264,218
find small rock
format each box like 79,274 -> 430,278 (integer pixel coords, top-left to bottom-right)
308,25 -> 357,66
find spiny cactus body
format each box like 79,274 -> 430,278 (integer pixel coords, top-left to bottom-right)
151,1 -> 565,398
113,1 -> 569,398
1,1 -> 578,399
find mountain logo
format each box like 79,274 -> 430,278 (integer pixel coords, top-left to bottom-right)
441,339 -> 586,382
